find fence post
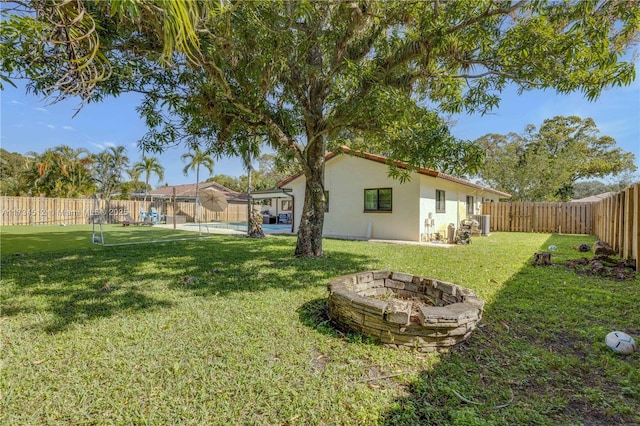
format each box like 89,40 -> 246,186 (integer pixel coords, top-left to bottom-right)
634,184 -> 639,271
173,188 -> 177,229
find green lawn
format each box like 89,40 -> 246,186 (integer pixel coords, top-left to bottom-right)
1,227 -> 638,425
0,224 -> 206,252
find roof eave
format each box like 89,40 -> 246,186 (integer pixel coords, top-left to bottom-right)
278,146 -> 511,198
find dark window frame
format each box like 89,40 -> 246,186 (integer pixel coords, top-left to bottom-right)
364,188 -> 393,212
281,199 -> 292,211
466,195 -> 474,215
436,189 -> 446,213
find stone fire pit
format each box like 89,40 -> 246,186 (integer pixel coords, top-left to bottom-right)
327,271 -> 484,352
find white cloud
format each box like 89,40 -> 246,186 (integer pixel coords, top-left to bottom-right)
63,125 -> 75,131
90,142 -> 105,150
35,107 -> 47,112
10,100 -> 24,105
104,142 -> 117,149
597,118 -> 636,139
47,124 -> 55,129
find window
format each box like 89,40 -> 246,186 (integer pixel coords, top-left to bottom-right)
436,190 -> 446,213
466,196 -> 474,215
281,199 -> 292,211
324,191 -> 329,212
364,188 -> 392,212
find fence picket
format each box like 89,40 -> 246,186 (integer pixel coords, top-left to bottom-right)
0,196 -> 249,226
480,184 -> 638,266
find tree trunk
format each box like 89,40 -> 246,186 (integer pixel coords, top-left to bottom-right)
294,136 -> 326,257
295,174 -> 326,257
533,251 -> 552,266
293,33 -> 327,257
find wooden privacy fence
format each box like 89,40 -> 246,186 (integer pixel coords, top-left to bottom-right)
482,201 -> 593,234
0,196 -> 248,226
591,183 -> 639,268
482,183 -> 639,269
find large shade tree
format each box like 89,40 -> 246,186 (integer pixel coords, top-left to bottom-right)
476,116 -> 637,201
0,149 -> 28,195
2,1 -> 639,256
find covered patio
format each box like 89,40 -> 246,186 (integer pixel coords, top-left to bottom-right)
250,188 -> 295,227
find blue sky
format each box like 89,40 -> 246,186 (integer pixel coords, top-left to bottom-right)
1,75 -> 638,188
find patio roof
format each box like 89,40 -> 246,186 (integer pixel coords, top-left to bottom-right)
250,189 -> 293,200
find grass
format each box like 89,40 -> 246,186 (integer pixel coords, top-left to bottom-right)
0,224 -> 207,252
0,227 -> 638,425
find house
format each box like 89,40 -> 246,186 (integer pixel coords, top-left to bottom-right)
570,192 -> 617,203
133,181 -> 247,204
278,147 -> 511,242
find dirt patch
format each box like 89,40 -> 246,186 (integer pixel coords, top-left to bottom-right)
310,348 -> 329,372
564,255 -> 636,281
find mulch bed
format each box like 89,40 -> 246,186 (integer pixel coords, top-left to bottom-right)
564,255 -> 636,281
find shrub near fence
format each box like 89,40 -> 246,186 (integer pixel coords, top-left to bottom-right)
0,196 -> 248,226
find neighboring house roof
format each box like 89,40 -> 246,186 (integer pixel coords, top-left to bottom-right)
570,192 -> 617,203
278,146 -> 511,199
146,181 -> 247,201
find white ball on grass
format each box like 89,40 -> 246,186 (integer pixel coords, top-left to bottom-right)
605,331 -> 637,355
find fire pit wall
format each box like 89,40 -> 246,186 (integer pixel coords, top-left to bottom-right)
327,271 -> 485,352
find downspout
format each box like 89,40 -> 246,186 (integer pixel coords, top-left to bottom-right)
281,189 -> 294,232
456,188 -> 460,229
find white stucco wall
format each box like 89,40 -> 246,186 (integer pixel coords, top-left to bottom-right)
284,155 -> 421,241
283,154 -> 506,242
257,201 -> 276,217
419,176 -> 458,239
418,174 -> 502,240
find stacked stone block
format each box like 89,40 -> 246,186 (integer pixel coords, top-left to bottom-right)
327,270 -> 484,352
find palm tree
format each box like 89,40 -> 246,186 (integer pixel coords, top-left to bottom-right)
52,145 -> 94,198
93,146 -> 130,199
132,156 -> 165,203
126,168 -> 142,183
181,147 -> 215,223
23,146 -> 94,197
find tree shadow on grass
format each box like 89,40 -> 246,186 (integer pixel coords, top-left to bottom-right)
297,297 -> 336,336
380,234 -> 640,426
34,287 -> 173,334
1,234 -> 374,333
